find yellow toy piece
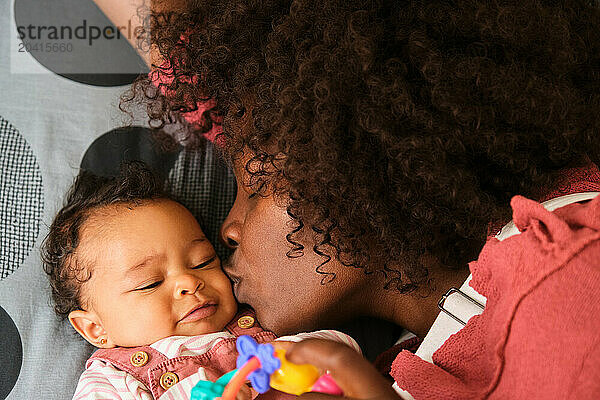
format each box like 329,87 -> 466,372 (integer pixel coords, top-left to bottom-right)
269,349 -> 320,395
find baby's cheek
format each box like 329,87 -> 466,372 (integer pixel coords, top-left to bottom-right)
213,274 -> 237,315
214,272 -> 234,294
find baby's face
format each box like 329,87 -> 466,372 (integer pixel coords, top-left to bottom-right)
74,199 -> 237,347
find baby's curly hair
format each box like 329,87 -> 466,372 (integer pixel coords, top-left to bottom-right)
41,162 -> 167,318
125,0 -> 600,291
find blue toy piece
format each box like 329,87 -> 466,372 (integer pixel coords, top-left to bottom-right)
236,336 -> 281,393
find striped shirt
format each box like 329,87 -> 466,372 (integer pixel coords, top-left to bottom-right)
73,330 -> 360,400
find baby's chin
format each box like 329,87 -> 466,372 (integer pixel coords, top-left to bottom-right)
175,307 -> 238,337
175,321 -> 228,338
111,329 -> 224,348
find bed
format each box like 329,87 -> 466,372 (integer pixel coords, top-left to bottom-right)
0,1 -> 236,398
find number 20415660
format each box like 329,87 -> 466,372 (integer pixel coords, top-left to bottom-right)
18,42 -> 73,53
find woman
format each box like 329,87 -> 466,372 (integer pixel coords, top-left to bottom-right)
130,1 -> 600,398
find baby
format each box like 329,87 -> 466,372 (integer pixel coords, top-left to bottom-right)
42,161 -> 359,400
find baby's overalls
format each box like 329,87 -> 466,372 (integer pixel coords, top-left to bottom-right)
87,307 -> 288,399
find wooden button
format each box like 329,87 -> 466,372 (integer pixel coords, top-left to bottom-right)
237,315 -> 255,329
159,372 -> 179,389
130,351 -> 149,367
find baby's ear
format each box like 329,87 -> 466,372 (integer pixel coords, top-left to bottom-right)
68,310 -> 114,348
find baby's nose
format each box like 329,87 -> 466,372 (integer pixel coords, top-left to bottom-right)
174,274 -> 204,298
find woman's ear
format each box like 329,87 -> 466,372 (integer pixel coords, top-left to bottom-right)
68,310 -> 114,348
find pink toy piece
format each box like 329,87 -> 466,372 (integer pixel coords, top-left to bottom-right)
311,373 -> 343,396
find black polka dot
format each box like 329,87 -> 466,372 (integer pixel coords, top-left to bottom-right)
80,126 -> 181,180
0,306 -> 23,399
14,0 -> 148,87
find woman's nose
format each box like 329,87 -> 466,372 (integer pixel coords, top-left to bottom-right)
220,204 -> 243,249
173,273 -> 204,299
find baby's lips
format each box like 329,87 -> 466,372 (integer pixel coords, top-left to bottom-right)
179,300 -> 218,322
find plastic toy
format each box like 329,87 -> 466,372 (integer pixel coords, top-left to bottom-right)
191,335 -> 343,400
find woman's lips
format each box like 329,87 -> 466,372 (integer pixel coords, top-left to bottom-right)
179,303 -> 218,323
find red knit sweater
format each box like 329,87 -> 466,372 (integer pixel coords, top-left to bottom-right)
391,181 -> 600,398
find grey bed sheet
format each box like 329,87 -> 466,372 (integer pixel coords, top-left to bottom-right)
0,1 -> 236,398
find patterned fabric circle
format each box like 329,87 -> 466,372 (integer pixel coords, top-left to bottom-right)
165,143 -> 236,262
0,117 -> 44,280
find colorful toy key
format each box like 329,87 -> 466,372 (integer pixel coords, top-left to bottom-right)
190,335 -> 344,400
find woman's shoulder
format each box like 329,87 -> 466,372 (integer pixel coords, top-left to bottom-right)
392,193 -> 600,399
471,192 -> 600,300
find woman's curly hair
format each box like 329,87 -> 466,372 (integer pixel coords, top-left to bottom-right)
41,162 -> 167,318
125,0 -> 600,292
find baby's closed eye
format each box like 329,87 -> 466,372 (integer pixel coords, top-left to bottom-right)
192,255 -> 217,269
